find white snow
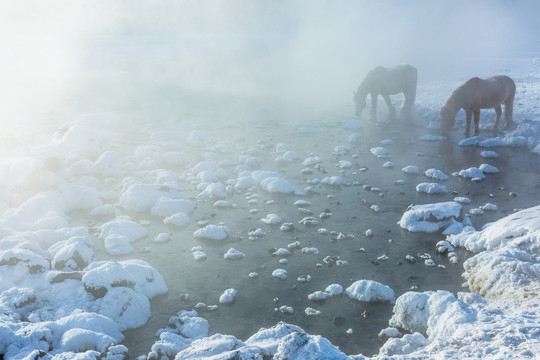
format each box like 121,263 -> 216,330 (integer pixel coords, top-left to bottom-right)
219,288 -> 237,304
272,269 -> 287,280
479,163 -> 500,173
457,167 -> 486,180
398,201 -> 464,233
402,165 -> 420,174
370,147 -> 389,157
446,205 -> 540,298
325,284 -> 343,296
261,213 -> 282,225
480,150 -> 499,159
424,168 -> 448,180
193,225 -> 230,241
416,182 -> 448,194
345,280 -> 395,303
163,212 -> 190,227
224,248 -> 245,260
1,27 -> 540,360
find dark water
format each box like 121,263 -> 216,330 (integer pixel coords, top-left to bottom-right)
107,108 -> 540,358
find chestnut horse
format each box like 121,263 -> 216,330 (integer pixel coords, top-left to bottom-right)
353,64 -> 417,120
440,75 -> 516,137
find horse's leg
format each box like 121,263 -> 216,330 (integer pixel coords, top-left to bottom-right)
370,93 -> 378,120
473,109 -> 481,136
402,75 -> 417,116
464,109 -> 472,137
492,105 -> 502,130
382,93 -> 395,120
504,95 -> 514,128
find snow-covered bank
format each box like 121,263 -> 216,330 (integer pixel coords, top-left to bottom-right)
1,54 -> 540,360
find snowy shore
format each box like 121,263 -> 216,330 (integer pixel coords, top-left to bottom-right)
1,56 -> 540,360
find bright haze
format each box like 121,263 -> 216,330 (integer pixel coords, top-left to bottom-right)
1,0 -> 539,129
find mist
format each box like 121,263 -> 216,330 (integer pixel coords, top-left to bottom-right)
1,0 -> 539,128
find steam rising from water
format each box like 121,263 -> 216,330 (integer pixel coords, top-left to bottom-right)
1,0 -> 539,130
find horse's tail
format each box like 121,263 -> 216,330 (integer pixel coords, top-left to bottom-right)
504,76 -> 516,126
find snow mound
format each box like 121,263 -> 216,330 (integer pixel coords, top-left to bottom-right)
402,165 -> 420,174
345,280 -> 395,303
424,168 -> 448,180
381,290 -> 540,359
398,201 -> 464,233
447,205 -> 540,298
193,225 -> 230,241
236,170 -> 304,195
416,182 -> 448,194
457,167 -> 486,180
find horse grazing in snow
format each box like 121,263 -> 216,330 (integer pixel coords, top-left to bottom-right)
440,75 -> 516,137
353,64 -> 417,120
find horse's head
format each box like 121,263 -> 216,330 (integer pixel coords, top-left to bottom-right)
439,105 -> 456,134
353,91 -> 366,117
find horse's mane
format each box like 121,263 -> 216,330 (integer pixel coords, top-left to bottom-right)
443,81 -> 470,111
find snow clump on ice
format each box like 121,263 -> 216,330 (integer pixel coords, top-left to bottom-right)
416,182 -> 448,194
219,288 -> 237,304
193,225 -> 230,241
398,201 -> 464,233
345,280 -> 395,303
401,165 -> 420,174
424,168 -> 448,180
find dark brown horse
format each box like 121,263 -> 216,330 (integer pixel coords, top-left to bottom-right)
440,75 -> 516,137
353,64 -> 417,120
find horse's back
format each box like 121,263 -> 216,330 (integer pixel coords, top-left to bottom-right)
461,75 -> 516,108
372,64 -> 417,93
483,75 -> 516,101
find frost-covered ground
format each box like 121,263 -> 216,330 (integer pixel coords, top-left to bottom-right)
1,56 -> 540,360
